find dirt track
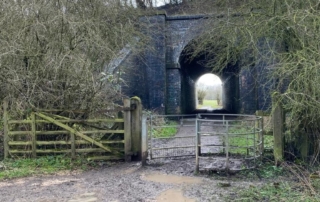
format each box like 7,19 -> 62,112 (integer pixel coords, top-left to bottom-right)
0,118 -> 263,201
150,119 -> 252,171
0,159 -> 263,202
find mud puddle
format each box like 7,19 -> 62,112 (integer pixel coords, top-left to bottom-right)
142,173 -> 202,185
156,189 -> 196,202
141,172 -> 202,202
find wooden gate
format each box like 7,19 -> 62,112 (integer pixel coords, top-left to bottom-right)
3,98 -> 142,161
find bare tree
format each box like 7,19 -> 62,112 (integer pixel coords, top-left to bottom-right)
188,0 -> 320,162
0,0 -> 146,117
197,89 -> 206,105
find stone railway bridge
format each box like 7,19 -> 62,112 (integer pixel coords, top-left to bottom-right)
116,14 -> 273,115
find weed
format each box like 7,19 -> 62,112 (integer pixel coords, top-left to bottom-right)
227,124 -> 274,155
227,125 -> 256,155
197,99 -> 221,108
258,163 -> 284,178
151,121 -> 178,138
0,155 -> 93,180
226,161 -> 320,202
226,181 -> 319,202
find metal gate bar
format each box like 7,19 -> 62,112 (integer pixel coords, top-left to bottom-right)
195,114 -> 263,172
148,113 -> 263,172
149,114 -> 197,159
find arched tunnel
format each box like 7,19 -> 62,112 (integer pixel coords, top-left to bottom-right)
179,45 -> 241,114
120,14 -> 272,115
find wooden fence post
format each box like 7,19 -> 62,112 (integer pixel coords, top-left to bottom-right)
70,133 -> 76,159
131,97 -> 142,161
141,115 -> 148,166
273,98 -> 284,164
31,112 -> 37,158
3,100 -> 9,159
123,99 -> 132,162
117,111 -> 124,130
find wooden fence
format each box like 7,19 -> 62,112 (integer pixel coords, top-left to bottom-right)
3,98 -> 142,161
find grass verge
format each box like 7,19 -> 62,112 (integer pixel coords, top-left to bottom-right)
151,121 -> 178,138
197,99 -> 221,108
227,124 -> 273,155
224,160 -> 320,202
226,181 -> 319,202
0,155 -> 95,180
228,135 -> 273,155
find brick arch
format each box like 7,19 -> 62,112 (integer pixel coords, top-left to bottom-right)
120,14 -> 273,115
176,39 -> 241,114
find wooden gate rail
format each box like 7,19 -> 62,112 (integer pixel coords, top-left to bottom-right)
3,98 -> 142,162
4,111 -> 126,160
35,112 -> 117,153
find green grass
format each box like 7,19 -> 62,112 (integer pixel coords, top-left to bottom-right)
228,125 -> 256,155
152,121 -> 178,138
228,135 -> 273,154
207,156 -> 319,201
0,155 -> 94,180
228,136 -> 253,154
224,161 -> 320,202
227,125 -> 251,154
197,99 -> 221,108
264,134 -> 274,150
226,181 -> 319,202
221,124 -> 273,154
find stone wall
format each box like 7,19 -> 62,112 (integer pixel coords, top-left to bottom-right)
120,52 -> 149,107
166,68 -> 181,114
221,67 -> 241,113
239,67 -> 258,114
143,15 -> 167,112
181,73 -> 196,114
165,15 -> 206,114
121,14 -> 167,113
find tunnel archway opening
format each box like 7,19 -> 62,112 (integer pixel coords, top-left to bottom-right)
196,73 -> 223,111
179,41 -> 241,114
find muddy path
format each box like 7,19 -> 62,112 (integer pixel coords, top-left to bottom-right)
150,120 -> 249,171
0,160 -> 263,202
150,120 -> 223,159
0,118 -> 262,201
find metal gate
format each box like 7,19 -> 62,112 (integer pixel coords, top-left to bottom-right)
148,113 -> 263,171
149,114 -> 197,159
195,114 -> 263,171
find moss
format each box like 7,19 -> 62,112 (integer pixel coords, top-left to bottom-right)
130,96 -> 141,103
